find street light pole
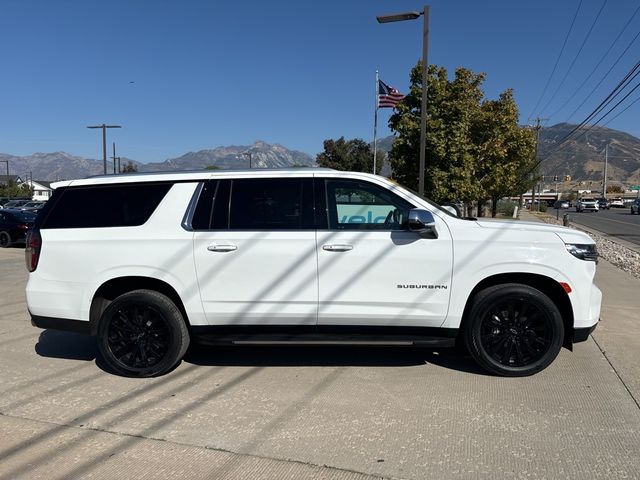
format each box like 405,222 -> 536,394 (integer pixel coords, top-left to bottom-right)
377,6 -> 430,197
87,124 -> 122,174
419,6 -> 429,198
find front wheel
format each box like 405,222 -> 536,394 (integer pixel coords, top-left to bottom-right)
464,284 -> 564,377
97,290 -> 190,377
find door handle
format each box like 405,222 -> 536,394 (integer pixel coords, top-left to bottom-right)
207,243 -> 238,252
322,244 -> 353,252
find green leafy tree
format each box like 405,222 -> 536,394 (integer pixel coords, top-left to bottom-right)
388,62 -> 536,216
205,165 -> 221,170
316,137 -> 380,174
121,162 -> 138,173
0,180 -> 33,198
471,90 -> 537,217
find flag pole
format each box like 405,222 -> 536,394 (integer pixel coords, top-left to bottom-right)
373,70 -> 379,174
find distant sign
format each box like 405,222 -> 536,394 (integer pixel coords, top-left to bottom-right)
631,185 -> 640,191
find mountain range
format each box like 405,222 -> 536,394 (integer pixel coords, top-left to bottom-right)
2,124 -> 640,184
0,141 -> 316,182
538,123 -> 640,185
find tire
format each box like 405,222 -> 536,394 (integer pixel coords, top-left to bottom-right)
463,284 -> 564,377
0,231 -> 11,248
97,289 -> 190,377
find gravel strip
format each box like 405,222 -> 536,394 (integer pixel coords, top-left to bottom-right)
535,214 -> 640,280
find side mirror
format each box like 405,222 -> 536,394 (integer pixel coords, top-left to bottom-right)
408,208 -> 438,239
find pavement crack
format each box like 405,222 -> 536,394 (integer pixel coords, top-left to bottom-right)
591,335 -> 640,411
0,411 -> 399,480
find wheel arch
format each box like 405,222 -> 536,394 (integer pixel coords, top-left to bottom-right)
460,272 -> 574,349
89,276 -> 190,336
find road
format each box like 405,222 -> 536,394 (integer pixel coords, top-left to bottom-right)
549,206 -> 640,246
1,245 -> 640,479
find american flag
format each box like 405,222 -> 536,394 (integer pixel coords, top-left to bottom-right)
377,79 -> 405,108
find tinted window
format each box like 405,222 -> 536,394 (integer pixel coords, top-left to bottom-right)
191,180 -> 231,230
229,178 -> 314,230
41,183 -> 172,229
325,179 -> 414,230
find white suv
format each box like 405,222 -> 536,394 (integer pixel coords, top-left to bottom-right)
25,169 -> 601,377
576,198 -> 599,213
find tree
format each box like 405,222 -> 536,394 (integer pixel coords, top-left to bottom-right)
316,137 -> 380,174
205,165 -> 221,170
0,179 -> 33,198
388,62 -> 536,216
121,162 -> 138,173
607,185 -> 623,194
471,90 -> 537,217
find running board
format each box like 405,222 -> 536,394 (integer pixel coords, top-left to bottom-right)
193,334 -> 456,348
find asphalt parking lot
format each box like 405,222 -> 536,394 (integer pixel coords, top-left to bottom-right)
1,245 -> 639,480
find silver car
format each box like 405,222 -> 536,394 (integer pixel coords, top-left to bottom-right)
631,199 -> 640,215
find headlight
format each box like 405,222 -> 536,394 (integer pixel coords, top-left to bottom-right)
565,243 -> 598,263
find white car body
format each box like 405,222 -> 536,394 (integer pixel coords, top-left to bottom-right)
25,169 -> 601,377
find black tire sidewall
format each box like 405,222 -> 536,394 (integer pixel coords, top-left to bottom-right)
97,290 -> 189,377
0,231 -> 11,248
465,284 -> 564,377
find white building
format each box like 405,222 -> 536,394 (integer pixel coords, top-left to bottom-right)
24,180 -> 53,201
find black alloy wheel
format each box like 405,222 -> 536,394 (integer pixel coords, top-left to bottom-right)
0,231 -> 11,248
464,284 -> 564,377
97,290 -> 189,377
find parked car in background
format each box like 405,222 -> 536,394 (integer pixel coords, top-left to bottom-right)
576,198 -> 599,213
0,209 -> 36,247
553,200 -> 570,209
631,199 -> 640,215
610,198 -> 624,208
3,199 -> 31,209
21,201 -> 45,210
597,198 -> 610,210
20,201 -> 45,214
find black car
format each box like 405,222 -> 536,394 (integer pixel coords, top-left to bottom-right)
597,198 -> 610,210
0,210 -> 37,247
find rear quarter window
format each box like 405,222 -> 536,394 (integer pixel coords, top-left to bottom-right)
40,182 -> 173,229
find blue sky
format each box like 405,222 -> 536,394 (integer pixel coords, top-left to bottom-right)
1,0 -> 639,163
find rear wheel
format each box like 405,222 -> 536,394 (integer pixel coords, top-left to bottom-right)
97,289 -> 190,377
464,284 -> 564,377
0,231 -> 11,248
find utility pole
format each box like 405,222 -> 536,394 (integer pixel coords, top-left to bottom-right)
241,152 -> 252,168
110,143 -> 122,174
530,117 -> 547,211
602,144 -> 609,197
87,124 -> 122,175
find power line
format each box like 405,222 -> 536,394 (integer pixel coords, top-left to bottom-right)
565,26 -> 640,123
602,94 -> 640,127
526,0 -> 583,122
539,62 -> 640,159
547,3 -> 640,119
539,0 -> 608,116
581,79 -> 640,134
